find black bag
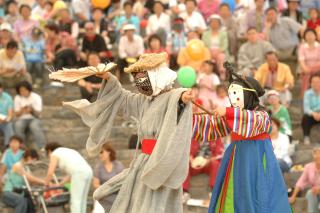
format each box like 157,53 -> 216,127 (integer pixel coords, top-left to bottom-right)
12,187 -> 35,213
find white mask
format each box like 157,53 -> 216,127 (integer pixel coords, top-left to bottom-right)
228,83 -> 244,108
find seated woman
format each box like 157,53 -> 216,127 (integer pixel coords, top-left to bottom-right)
92,143 -> 124,213
270,118 -> 292,173
2,149 -> 45,213
145,34 -> 167,54
77,52 -> 103,102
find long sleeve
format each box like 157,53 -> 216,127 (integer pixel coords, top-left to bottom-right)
192,114 -> 230,142
225,107 -> 271,138
238,44 -> 253,69
296,164 -> 313,190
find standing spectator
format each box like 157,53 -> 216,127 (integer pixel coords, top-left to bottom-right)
298,29 -> 320,95
267,90 -> 292,138
13,4 -> 39,42
219,3 -> 238,60
197,0 -> 220,21
255,51 -> 294,106
178,31 -> 211,71
167,17 -> 187,70
78,52 -> 102,102
0,136 -> 24,179
14,81 -> 46,149
202,15 -> 228,79
22,27 -> 45,88
302,73 -> 320,145
45,142 -> 93,213
116,2 -> 140,35
306,8 -> 320,30
117,24 -> 144,79
92,8 -> 110,44
58,8 -> 79,39
0,40 -> 31,89
5,1 -> 19,26
238,27 -> 275,76
197,60 -> 220,110
2,149 -> 45,213
282,0 -> 303,24
270,118 -> 292,173
71,0 -> 91,22
80,22 -> 108,62
0,23 -> 14,49
146,1 -> 170,44
246,0 -> 265,33
264,7 -> 302,60
289,146 -> 320,212
145,34 -> 167,54
0,82 -> 14,146
92,143 -> 124,213
181,0 -> 207,34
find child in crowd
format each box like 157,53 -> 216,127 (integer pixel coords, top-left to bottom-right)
307,8 -> 320,30
267,90 -> 292,140
22,27 -> 45,88
214,84 -> 230,107
197,60 -> 220,110
0,136 -> 24,179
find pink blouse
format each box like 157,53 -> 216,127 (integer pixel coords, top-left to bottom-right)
197,0 -> 220,21
296,162 -> 320,190
298,42 -> 320,72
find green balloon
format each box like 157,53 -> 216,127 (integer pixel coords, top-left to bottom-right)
177,66 -> 197,88
64,183 -> 71,191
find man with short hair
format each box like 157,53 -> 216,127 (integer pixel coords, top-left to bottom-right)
116,1 -> 140,34
238,27 -> 275,76
264,7 -> 303,60
0,82 -> 14,146
255,51 -> 294,106
0,40 -> 31,88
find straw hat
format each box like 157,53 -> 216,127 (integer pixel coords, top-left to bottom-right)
124,52 -> 167,73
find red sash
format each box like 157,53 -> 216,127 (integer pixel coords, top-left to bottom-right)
231,133 -> 270,141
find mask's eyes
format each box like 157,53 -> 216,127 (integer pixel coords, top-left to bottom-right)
233,91 -> 236,94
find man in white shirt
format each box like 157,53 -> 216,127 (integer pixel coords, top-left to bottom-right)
0,40 -> 31,88
14,81 -> 46,149
117,24 -> 144,82
180,0 -> 207,34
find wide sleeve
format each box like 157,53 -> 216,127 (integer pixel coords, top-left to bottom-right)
225,107 -> 271,138
63,74 -> 146,156
192,114 -> 230,142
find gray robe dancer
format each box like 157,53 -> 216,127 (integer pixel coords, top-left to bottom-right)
63,73 -> 192,213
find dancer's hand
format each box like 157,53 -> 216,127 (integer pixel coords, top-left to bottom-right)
96,72 -> 110,80
212,106 -> 226,117
181,90 -> 194,104
288,196 -> 296,204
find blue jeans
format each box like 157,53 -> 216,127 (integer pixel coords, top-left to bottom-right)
306,189 -> 320,213
14,118 -> 46,149
2,191 -> 28,213
26,62 -> 44,80
0,122 -> 14,145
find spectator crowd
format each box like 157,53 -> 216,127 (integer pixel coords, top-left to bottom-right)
0,0 -> 319,212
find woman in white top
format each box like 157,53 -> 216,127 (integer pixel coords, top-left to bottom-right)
45,142 -> 93,213
270,118 -> 292,173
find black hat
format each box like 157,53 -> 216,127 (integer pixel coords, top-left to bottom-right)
32,27 -> 43,37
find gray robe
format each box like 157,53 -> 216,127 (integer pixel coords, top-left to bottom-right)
63,74 -> 192,213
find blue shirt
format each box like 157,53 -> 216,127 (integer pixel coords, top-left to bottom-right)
116,15 -> 140,34
22,37 -> 45,63
1,149 -> 24,172
303,89 -> 320,115
0,92 -> 13,117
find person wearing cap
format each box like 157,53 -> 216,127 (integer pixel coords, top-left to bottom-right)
118,24 -> 144,81
202,14 -> 229,79
238,27 -> 276,76
282,0 -> 303,24
180,0 -> 207,33
22,27 -> 45,88
267,90 -> 292,138
0,22 -> 14,49
80,22 -> 108,62
302,73 -> 320,145
289,146 -> 320,212
255,51 -> 294,106
116,1 -> 140,35
13,4 -> 39,41
64,52 -> 194,213
264,7 -> 303,60
192,63 -> 291,212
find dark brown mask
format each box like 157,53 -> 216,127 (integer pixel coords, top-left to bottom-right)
133,72 -> 153,96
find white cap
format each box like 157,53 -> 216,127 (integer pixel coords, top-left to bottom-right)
0,23 -> 12,32
123,24 -> 136,31
266,90 -> 280,97
208,14 -> 222,23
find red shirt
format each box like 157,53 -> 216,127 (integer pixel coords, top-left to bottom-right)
307,19 -> 320,30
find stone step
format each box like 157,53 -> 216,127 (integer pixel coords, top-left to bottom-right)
291,150 -> 313,166
292,197 -> 307,213
284,172 -> 302,188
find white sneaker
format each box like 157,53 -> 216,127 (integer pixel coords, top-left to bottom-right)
182,192 -> 190,204
304,137 -> 310,145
